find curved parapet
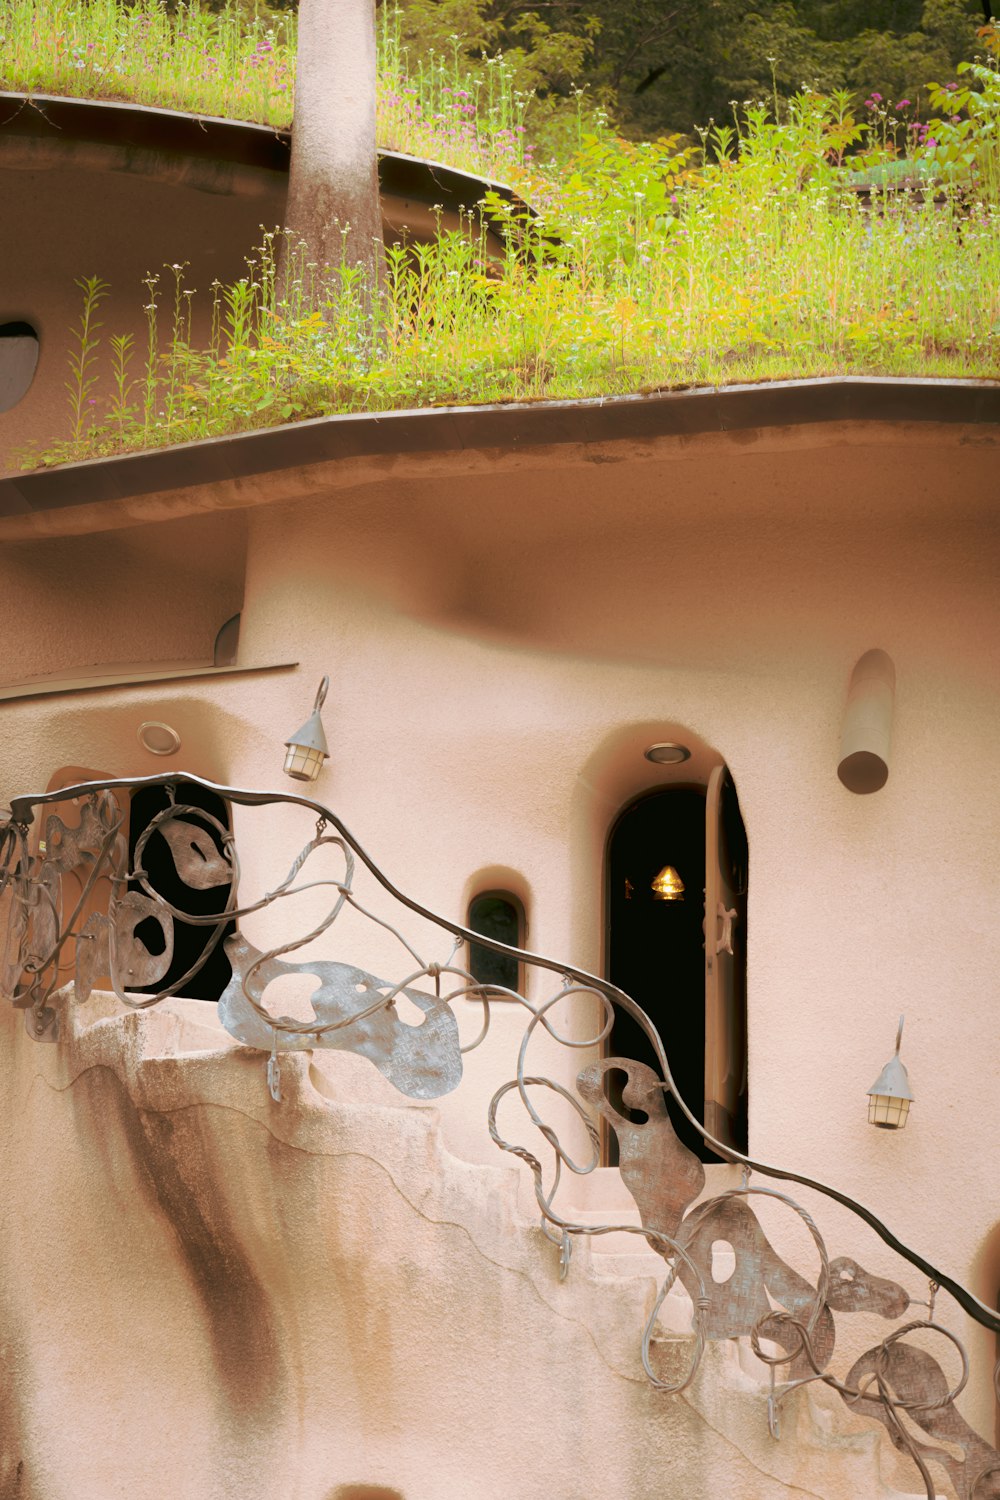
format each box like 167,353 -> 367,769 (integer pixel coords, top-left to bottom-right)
0,91 -> 532,468
0,982 -> 956,1500
1,772 -> 998,1500
0,92 -> 528,241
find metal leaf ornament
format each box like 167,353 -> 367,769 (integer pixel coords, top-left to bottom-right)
219,934 -> 463,1100
74,911 -> 110,1005
156,816 -> 232,889
110,892 -> 174,991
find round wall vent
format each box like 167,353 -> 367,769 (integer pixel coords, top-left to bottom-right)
137,721 -> 182,756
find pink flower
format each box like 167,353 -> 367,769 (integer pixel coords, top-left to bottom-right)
895,99 -> 910,110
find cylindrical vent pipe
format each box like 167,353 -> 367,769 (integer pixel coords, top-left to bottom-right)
838,649 -> 895,794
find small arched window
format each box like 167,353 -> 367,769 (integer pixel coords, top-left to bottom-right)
467,891 -> 525,997
0,322 -> 39,413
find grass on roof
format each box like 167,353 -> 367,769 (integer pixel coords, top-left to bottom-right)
2,1 -> 998,471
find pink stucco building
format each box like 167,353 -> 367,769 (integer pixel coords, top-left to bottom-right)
1,92 -> 998,1500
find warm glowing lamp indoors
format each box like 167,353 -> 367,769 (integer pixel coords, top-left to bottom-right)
283,676 -> 330,782
651,865 -> 685,901
867,1016 -> 914,1130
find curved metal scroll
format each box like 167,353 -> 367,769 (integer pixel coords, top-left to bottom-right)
2,772 -> 998,1500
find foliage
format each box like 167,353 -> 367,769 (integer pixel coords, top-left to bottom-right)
384,0 -> 991,146
0,0 -> 296,123
0,0 -> 532,178
922,23 -> 1000,198
3,0 -> 993,179
376,7 -> 533,178
4,0 -> 1000,472
20,94 -> 1000,471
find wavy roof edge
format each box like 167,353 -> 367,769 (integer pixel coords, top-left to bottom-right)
0,89 -> 530,211
2,376 -> 998,525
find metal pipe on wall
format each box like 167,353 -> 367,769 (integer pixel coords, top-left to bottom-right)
838,648 -> 895,794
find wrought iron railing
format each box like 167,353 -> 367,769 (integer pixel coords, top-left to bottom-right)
2,773 -> 998,1499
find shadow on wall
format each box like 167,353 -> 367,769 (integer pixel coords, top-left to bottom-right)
328,1488 -> 405,1500
15,693 -> 279,796
972,1219 -> 1000,1449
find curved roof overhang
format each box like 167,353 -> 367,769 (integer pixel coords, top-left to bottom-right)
0,91 -> 529,243
0,376 -> 997,541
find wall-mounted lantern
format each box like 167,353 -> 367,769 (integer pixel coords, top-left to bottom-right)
283,676 -> 330,783
867,1016 -> 914,1129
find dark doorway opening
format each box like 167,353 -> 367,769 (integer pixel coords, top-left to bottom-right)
604,776 -> 748,1164
128,781 -> 235,1002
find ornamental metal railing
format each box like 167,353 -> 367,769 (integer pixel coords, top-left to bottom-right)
2,773 -> 999,1499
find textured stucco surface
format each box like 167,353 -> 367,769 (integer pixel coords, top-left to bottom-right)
0,411 -> 997,1485
0,987 -> 935,1500
0,508 -> 245,681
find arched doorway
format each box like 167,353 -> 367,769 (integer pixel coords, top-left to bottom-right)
605,767 -> 748,1163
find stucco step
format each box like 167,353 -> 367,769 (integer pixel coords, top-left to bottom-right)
587,1247 -> 670,1280
515,1163 -> 643,1223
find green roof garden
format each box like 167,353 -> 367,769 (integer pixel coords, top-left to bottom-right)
2,0 -> 999,471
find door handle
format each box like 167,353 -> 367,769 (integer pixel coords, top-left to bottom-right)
716,903 -> 737,956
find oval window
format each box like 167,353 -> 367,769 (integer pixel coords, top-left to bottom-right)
0,322 -> 39,413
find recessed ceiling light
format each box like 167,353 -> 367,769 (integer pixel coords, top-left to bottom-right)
644,742 -> 691,765
138,721 -> 181,756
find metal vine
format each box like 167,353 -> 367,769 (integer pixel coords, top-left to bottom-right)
2,773 -> 998,1500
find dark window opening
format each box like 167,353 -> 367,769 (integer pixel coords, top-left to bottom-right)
605,773 -> 748,1165
467,891 -> 525,996
128,781 -> 235,1002
0,321 -> 40,413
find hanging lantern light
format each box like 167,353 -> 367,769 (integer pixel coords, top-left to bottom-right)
651,865 -> 685,901
283,676 -> 330,783
867,1016 -> 914,1130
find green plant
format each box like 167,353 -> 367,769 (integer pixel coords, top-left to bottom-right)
12,24 -> 1000,477
0,0 -> 539,184
66,275 -> 108,445
107,333 -> 136,442
922,24 -> 1000,199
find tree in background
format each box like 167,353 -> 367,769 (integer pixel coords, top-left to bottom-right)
284,0 -> 384,302
386,0 -> 993,143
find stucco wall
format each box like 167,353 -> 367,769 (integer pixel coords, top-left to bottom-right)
1,412 -> 998,1473
0,508 -> 246,681
0,987 -> 947,1500
0,163 -> 279,465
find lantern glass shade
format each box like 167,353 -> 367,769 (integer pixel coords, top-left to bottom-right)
651,865 -> 685,901
283,676 -> 330,782
867,1092 -> 911,1129
283,742 -> 326,782
866,1034 -> 913,1130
